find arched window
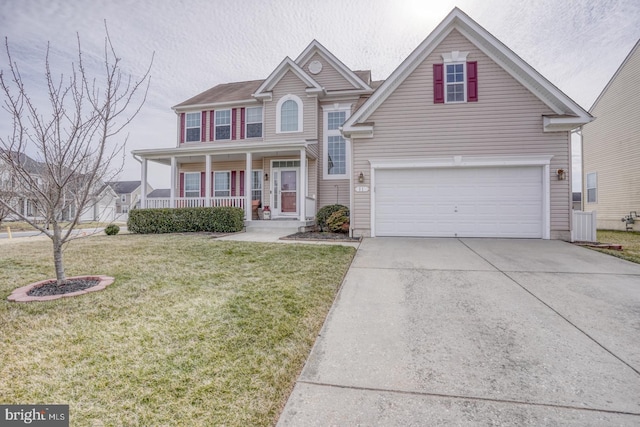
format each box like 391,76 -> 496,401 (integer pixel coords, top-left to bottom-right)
276,94 -> 303,133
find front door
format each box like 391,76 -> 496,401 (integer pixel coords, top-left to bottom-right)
272,166 -> 298,216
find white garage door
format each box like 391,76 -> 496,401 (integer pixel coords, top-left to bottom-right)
375,167 -> 543,238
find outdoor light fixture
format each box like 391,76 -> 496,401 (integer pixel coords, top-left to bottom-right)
556,169 -> 566,180
265,173 -> 269,181
358,171 -> 365,183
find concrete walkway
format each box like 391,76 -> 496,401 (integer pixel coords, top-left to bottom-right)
278,238 -> 640,426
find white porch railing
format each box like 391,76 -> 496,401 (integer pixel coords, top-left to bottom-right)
144,197 -> 245,209
572,210 -> 597,242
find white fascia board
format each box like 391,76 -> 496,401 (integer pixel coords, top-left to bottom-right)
543,116 -> 593,132
253,57 -> 322,97
295,40 -> 372,91
172,99 -> 259,112
369,154 -> 553,169
341,124 -> 374,139
131,139 -> 313,159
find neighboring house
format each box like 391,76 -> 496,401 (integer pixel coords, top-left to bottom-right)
1,151 -> 117,223
147,189 -> 170,198
582,39 -> 640,231
106,180 -> 153,213
132,8 -> 591,240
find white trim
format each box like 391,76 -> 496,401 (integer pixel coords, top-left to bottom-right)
184,171 -> 201,198
444,62 -> 467,103
253,57 -> 322,98
586,172 -> 597,203
270,160 -> 300,217
322,103 -> 352,180
214,109 -> 232,141
369,155 -> 553,239
245,106 -> 263,139
276,94 -> 304,134
442,51 -> 469,62
184,112 -> 201,143
173,99 -> 260,112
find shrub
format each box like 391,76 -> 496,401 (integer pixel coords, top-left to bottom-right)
316,204 -> 349,232
127,207 -> 244,234
326,209 -> 349,233
104,224 -> 120,235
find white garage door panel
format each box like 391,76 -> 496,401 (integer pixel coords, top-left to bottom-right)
375,167 -> 543,238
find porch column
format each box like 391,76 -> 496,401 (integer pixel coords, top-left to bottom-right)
299,148 -> 306,221
170,156 -> 177,208
245,152 -> 252,221
205,154 -> 211,206
140,158 -> 147,209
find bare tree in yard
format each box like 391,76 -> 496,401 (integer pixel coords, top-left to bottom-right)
0,26 -> 153,285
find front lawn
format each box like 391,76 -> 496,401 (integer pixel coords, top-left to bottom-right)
0,234 -> 355,426
591,230 -> 640,264
0,221 -> 115,232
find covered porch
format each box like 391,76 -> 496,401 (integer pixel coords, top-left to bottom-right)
132,140 -> 318,223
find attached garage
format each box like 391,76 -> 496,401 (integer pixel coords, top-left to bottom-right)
372,159 -> 550,239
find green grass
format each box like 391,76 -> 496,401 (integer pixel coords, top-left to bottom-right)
590,230 -> 640,264
0,234 -> 355,426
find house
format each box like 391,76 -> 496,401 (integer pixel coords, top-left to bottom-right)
106,180 -> 153,214
581,39 -> 640,231
132,8 -> 591,240
572,192 -> 582,211
0,151 -> 118,223
147,189 -> 170,198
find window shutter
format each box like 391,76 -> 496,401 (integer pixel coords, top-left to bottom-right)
180,113 -> 185,143
179,172 -> 184,197
433,64 -> 444,104
240,171 -> 245,196
232,108 -> 237,140
231,170 -> 237,196
200,172 -> 206,197
209,110 -> 215,141
467,61 -> 478,102
240,107 -> 246,139
201,111 -> 207,141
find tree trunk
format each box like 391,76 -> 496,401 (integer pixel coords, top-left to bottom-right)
52,223 -> 66,286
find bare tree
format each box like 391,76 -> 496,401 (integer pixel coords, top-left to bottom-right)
0,24 -> 153,285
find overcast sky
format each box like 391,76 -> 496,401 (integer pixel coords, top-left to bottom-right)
1,0 -> 639,190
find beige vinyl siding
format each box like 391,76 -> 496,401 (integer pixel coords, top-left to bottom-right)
353,29 -> 571,239
582,43 -> 640,230
301,53 -> 356,91
264,71 -> 317,142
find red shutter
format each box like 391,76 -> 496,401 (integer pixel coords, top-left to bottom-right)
240,107 -> 246,139
201,111 -> 207,141
232,108 -> 237,140
433,64 -> 444,104
467,61 -> 478,102
209,110 -> 215,141
179,172 -> 185,197
180,113 -> 185,143
200,172 -> 206,197
240,171 -> 245,196
231,170 -> 237,196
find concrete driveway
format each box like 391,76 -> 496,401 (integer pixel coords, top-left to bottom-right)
278,238 -> 640,426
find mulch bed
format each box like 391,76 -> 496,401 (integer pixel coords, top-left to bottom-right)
28,278 -> 101,296
282,231 -> 361,241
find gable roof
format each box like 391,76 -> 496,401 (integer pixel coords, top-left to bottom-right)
589,38 -> 640,112
342,7 -> 592,137
147,188 -> 170,198
106,180 -> 141,194
173,80 -> 264,110
0,150 -> 44,174
253,57 -> 323,99
295,40 -> 372,91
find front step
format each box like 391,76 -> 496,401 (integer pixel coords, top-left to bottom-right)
244,219 -> 315,234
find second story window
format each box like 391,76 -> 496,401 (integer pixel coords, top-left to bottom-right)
215,110 -> 231,140
246,107 -> 263,138
185,112 -> 201,142
445,63 -> 465,103
276,94 -> 303,133
323,104 -> 351,179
